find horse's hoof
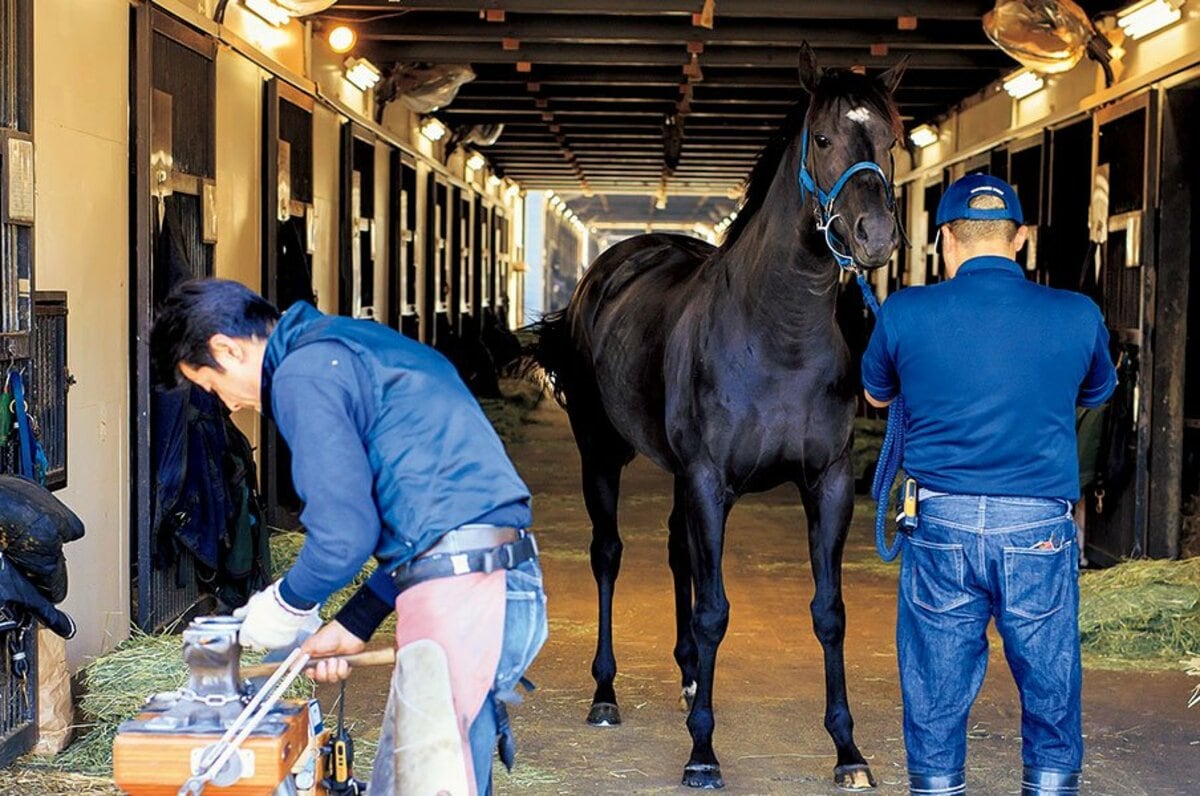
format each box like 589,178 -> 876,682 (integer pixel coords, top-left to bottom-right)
682,763 -> 724,789
834,763 -> 877,791
586,702 -> 621,727
679,681 -> 697,712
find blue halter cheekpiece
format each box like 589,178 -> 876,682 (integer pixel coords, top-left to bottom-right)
796,122 -> 896,273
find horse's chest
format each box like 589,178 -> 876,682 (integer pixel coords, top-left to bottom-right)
673,367 -> 846,468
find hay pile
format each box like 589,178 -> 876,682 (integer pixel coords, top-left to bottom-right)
479,378 -> 544,445
1078,557 -> 1200,671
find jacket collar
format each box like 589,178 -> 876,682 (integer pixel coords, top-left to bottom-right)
261,301 -> 323,418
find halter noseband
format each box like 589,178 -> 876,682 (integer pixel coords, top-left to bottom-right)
797,122 -> 897,272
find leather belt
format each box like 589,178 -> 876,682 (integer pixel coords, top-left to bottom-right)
417,525 -> 522,559
390,526 -> 537,593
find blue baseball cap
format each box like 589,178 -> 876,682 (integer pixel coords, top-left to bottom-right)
935,173 -> 1024,226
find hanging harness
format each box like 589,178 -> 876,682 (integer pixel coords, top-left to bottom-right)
797,124 -> 906,562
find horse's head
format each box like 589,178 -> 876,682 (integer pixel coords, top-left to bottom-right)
797,44 -> 906,270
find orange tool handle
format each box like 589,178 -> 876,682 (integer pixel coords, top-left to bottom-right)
241,647 -> 395,679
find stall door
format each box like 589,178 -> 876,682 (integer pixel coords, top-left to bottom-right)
424,174 -> 451,345
340,125 -> 376,319
1007,136 -> 1045,277
1086,93 -> 1157,564
1043,118 -> 1093,292
132,7 -> 218,632
261,80 -> 314,531
390,154 -> 420,339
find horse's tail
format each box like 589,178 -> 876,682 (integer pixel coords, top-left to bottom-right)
512,310 -> 579,409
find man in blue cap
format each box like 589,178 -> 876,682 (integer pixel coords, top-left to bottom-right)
861,173 -> 1117,795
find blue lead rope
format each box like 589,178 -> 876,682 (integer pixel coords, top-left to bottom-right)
855,273 -> 906,563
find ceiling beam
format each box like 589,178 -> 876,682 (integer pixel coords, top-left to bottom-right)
366,43 -> 1010,69
360,18 -> 992,49
332,1 -> 990,20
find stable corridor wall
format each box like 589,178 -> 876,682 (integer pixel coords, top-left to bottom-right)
32,0 -> 132,669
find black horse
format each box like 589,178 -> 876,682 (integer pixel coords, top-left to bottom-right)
527,46 -> 905,790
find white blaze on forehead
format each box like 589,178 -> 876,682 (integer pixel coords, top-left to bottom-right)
846,106 -> 872,124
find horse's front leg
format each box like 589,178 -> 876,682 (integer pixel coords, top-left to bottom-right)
798,452 -> 875,790
668,475 -> 699,710
681,467 -> 733,789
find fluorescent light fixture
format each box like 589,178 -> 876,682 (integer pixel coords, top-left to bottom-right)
344,57 -> 382,91
1002,70 -> 1045,99
1117,0 -> 1183,39
419,117 -> 448,142
244,0 -> 289,26
487,174 -> 503,189
909,123 -> 938,148
505,183 -> 520,200
328,25 -> 356,54
549,195 -> 563,209
466,152 -> 487,171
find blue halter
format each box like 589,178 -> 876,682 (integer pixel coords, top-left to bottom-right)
796,122 -> 896,272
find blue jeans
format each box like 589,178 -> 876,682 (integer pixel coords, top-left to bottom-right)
467,558 -> 549,794
898,496 -> 1082,793
368,557 -> 549,795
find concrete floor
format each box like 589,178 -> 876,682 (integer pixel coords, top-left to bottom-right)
336,401 -> 1199,796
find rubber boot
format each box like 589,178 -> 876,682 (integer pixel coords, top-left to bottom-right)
909,770 -> 966,795
1021,767 -> 1080,795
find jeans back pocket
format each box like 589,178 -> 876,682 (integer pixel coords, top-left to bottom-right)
1003,541 -> 1072,621
907,537 -> 970,613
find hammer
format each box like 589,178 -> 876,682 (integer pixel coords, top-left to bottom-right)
241,647 -> 395,679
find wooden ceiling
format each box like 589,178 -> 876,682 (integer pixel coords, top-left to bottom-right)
321,0 -> 1116,226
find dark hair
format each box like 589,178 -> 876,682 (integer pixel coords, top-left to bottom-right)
151,279 -> 281,388
947,194 -> 1019,245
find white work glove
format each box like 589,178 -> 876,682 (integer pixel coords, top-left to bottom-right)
233,580 -> 323,651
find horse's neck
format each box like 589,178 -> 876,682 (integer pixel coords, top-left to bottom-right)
716,152 -> 839,349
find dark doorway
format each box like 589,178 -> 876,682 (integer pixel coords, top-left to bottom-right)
340,126 -> 376,319
390,155 -> 419,339
1043,118 -> 1093,292
425,174 -> 451,345
261,81 -> 314,531
1007,137 -> 1044,275
1152,76 -> 1200,559
1086,95 -> 1154,565
132,7 -> 219,632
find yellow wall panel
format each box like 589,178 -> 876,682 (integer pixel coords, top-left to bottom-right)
33,0 -> 132,668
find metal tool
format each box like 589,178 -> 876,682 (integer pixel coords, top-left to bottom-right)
179,646 -> 313,795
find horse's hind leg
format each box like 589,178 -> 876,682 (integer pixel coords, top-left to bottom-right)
668,476 -> 699,710
566,403 -> 633,727
581,452 -> 625,726
798,454 -> 874,791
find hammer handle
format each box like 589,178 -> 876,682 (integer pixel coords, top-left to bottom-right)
241,647 -> 395,679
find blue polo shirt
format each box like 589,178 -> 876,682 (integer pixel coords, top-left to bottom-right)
861,256 -> 1117,501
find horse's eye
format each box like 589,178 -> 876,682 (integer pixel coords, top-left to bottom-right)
814,134 -> 831,149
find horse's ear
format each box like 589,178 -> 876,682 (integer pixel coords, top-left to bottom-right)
877,56 -> 909,95
798,43 -> 822,95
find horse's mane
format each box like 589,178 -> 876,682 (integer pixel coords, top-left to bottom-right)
718,69 -> 903,253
